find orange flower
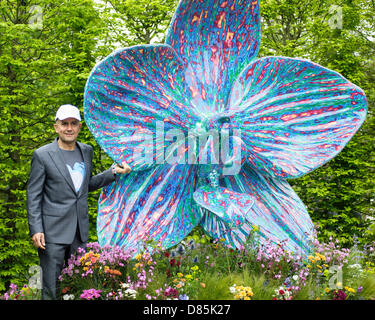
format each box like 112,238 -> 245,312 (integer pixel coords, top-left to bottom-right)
105,267 -> 122,276
200,283 -> 206,288
111,269 -> 122,276
61,286 -> 70,294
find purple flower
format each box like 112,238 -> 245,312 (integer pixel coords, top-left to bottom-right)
333,290 -> 347,300
9,283 -> 17,291
164,287 -> 179,298
80,289 -> 102,300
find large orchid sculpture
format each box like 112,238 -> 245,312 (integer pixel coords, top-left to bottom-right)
84,0 -> 367,256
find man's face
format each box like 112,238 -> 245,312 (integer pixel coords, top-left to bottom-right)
54,118 -> 82,144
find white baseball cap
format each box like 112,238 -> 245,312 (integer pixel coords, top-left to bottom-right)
55,104 -> 81,121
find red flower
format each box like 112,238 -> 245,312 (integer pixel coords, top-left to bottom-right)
61,286 -> 70,294
333,290 -> 347,300
279,289 -> 285,295
164,252 -> 170,258
176,260 -> 181,267
169,259 -> 176,266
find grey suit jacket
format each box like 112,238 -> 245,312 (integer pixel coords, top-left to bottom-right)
27,138 -> 115,244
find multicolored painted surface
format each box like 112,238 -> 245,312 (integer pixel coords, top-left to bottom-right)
84,0 -> 367,256
193,184 -> 255,229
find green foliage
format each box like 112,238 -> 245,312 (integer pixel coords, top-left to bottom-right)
260,0 -> 375,247
99,0 -> 178,47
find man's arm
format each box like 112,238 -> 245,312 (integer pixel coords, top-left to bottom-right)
89,167 -> 116,192
27,151 -> 45,238
88,146 -> 132,192
88,146 -> 116,192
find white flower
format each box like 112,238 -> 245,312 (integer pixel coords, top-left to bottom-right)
229,285 -> 237,294
121,282 -> 131,289
63,294 -> 75,300
292,275 -> 299,281
124,288 -> 137,299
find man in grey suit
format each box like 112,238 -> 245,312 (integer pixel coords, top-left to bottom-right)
27,104 -> 131,300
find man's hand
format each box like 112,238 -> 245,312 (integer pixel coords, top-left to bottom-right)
32,232 -> 45,250
114,162 -> 131,175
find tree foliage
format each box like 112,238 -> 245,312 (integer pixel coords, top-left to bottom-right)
100,0 -> 178,47
259,0 -> 375,246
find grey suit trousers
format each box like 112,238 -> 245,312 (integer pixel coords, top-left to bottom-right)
38,226 -> 85,300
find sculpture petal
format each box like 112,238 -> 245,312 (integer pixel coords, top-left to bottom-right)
193,185 -> 255,228
97,164 -> 200,252
226,56 -> 367,178
166,0 -> 261,114
84,44 -> 199,171
199,163 -> 314,255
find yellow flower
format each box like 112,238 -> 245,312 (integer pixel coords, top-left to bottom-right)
347,287 -> 355,293
325,288 -> 330,293
191,265 -> 199,271
177,273 -> 184,278
244,296 -> 251,300
21,286 -> 30,294
135,253 -> 142,261
185,274 -> 193,281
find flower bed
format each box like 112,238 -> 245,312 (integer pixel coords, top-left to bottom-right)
2,228 -> 375,300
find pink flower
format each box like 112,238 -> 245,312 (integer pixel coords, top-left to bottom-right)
80,288 -> 102,300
